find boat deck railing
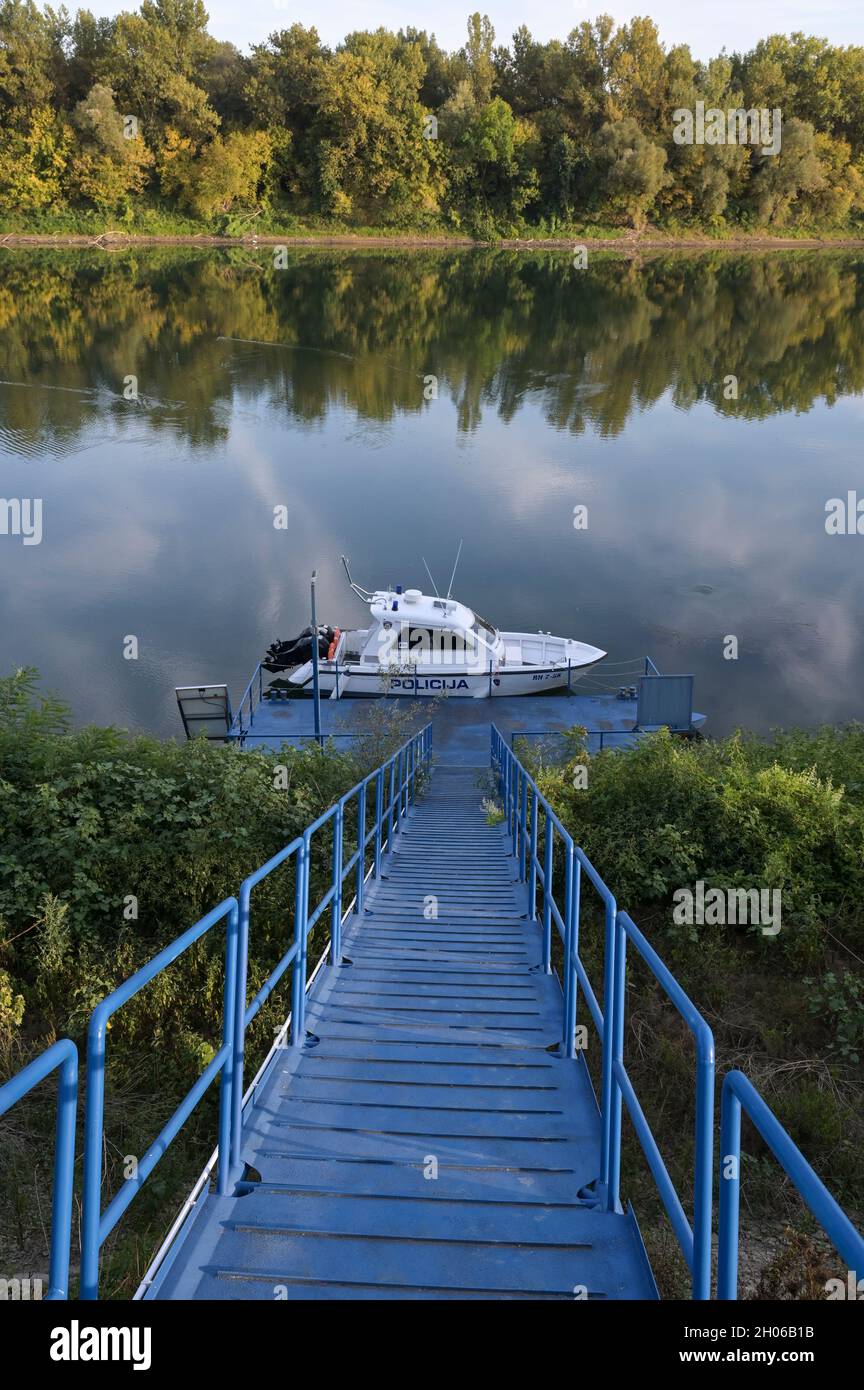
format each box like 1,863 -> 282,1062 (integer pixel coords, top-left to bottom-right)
233,661 -> 265,738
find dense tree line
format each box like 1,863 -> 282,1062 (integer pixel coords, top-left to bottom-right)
1,4 -> 864,232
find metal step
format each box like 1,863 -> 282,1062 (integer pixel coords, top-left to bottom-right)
146,761 -> 658,1301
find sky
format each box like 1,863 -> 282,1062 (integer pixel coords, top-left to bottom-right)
82,0 -> 863,57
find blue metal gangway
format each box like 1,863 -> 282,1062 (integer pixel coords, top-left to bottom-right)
2,722 -> 862,1299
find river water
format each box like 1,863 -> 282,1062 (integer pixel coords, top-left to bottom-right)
1,247 -> 862,737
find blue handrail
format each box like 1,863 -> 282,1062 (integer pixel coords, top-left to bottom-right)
613,910 -> 715,1300
232,837 -> 305,1170
233,661 -> 264,738
717,1069 -> 864,1300
0,1039 -> 78,1300
491,726 -> 619,1198
77,720 -> 431,1297
231,723 -> 432,1169
81,898 -> 239,1300
490,726 -> 715,1300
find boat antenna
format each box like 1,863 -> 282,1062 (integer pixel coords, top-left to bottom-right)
341,554 -> 374,603
422,557 -> 441,598
446,539 -> 464,600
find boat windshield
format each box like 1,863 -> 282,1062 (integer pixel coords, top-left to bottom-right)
472,615 -> 498,642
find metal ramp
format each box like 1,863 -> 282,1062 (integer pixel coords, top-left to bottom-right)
144,766 -> 655,1300
7,720 -> 860,1302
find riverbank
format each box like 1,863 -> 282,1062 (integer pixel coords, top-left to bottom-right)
3,230 -> 864,251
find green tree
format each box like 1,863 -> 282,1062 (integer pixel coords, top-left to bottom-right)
66,82 -> 153,212
748,117 -> 824,223
245,25 -> 326,206
462,12 -> 496,105
593,116 -> 670,226
607,15 -> 667,133
198,39 -> 250,127
797,133 -> 864,225
0,105 -> 70,210
660,52 -> 747,225
159,128 -> 272,219
442,89 -> 539,233
98,0 -> 218,143
312,29 -> 442,221
64,10 -> 115,104
0,0 -> 64,113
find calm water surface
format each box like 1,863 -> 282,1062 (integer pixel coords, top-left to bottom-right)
1,247 -> 863,738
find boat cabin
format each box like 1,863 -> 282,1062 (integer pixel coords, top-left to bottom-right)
354,588 -> 503,669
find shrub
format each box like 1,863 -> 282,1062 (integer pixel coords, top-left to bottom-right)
535,725 -> 864,964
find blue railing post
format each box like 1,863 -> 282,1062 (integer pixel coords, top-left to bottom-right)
388,758 -> 396,847
374,769 -> 384,877
81,1011 -> 108,1298
608,916 -> 626,1213
693,1046 -> 715,1300
563,849 -> 580,1058
717,1070 -> 864,1301
356,780 -> 367,914
331,801 -> 344,964
599,889 -> 617,1200
292,840 -> 310,1045
216,905 -> 239,1195
611,910 -> 715,1299
232,883 -> 251,1169
519,774 -> 528,881
81,899 -> 238,1299
49,1044 -> 78,1300
542,815 -> 553,973
0,1039 -> 78,1301
718,1082 -> 743,1300
528,791 -> 538,919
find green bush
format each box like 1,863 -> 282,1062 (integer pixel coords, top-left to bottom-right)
0,667 -> 414,1069
805,971 -> 864,1062
535,725 -> 864,965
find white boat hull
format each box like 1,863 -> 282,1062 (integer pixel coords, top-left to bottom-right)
287,658 -> 603,699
